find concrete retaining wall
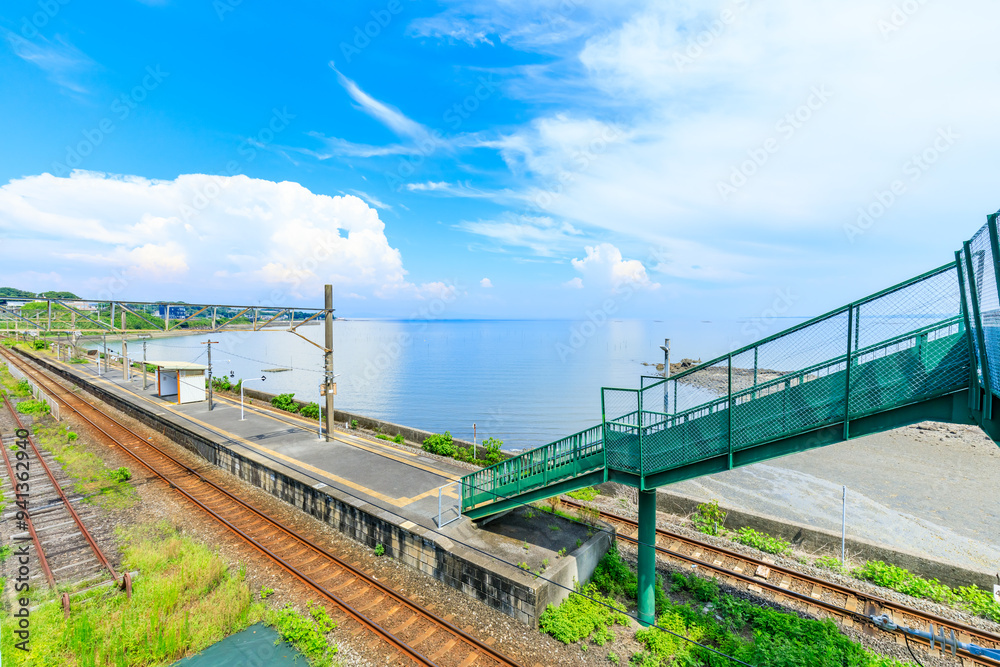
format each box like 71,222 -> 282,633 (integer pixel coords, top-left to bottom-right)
3,356 -> 60,420
14,350 -> 601,626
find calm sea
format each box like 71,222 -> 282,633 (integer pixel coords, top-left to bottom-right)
95,318 -> 806,450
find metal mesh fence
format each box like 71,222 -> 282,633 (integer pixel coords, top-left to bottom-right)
963,222 -> 1000,397
603,387 -> 640,473
616,263 -> 971,479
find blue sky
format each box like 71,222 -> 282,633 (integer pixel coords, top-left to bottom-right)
1,0 -> 998,322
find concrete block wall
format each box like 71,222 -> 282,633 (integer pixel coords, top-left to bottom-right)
18,350 -> 604,626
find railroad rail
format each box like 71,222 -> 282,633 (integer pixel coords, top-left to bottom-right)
1,347 -> 524,667
560,498 -> 1000,666
0,387 -> 124,612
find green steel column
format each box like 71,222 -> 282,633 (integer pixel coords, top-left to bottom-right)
637,488 -> 657,627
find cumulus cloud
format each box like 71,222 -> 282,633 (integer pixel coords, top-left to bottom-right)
0,171 -> 440,302
569,243 -> 659,291
480,277 -> 493,288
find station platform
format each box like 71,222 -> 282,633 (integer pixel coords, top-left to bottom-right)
8,350 -> 611,626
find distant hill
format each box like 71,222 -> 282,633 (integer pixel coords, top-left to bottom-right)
0,288 -> 80,299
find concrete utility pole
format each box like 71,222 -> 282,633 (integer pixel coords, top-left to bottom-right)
121,312 -> 128,382
659,338 -> 671,378
142,341 -> 148,391
324,284 -> 334,442
202,340 -> 218,410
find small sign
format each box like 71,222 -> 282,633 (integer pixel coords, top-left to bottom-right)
320,382 -> 337,396
994,584 -> 1000,605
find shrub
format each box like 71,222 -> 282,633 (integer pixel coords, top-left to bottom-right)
350,419 -> 358,429
422,431 -> 456,457
731,527 -> 792,556
31,339 -> 49,350
393,433 -> 404,444
267,602 -> 338,665
374,543 -> 385,557
691,499 -> 727,536
271,393 -> 299,413
13,379 -> 31,397
300,402 -> 320,419
482,436 -> 504,464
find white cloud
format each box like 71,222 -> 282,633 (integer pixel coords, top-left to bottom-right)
570,243 -> 659,290
563,276 -> 583,289
480,277 -> 493,288
329,63 -> 434,144
0,171 -> 440,302
456,213 -> 584,256
4,32 -> 94,95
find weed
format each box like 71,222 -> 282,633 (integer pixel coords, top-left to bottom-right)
539,584 -> 629,644
558,548 -> 567,558
260,587 -> 275,600
548,524 -> 561,531
268,601 -> 338,666
374,543 -> 385,557
731,527 -> 792,556
16,399 -> 49,415
517,562 -> 529,570
541,558 -> 549,570
0,545 -> 11,564
107,467 -> 131,483
608,651 -> 620,664
300,402 -> 320,419
524,509 -> 535,520
350,419 -> 358,429
393,434 -> 404,444
67,431 -> 78,442
566,487 -> 599,502
814,555 -> 845,572
523,541 -> 530,551
691,499 -> 727,536
576,539 -> 583,548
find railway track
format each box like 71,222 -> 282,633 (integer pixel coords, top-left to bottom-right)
560,497 -> 1000,666
1,347 -> 523,667
0,386 -> 121,606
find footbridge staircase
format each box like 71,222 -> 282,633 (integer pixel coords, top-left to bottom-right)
460,212 -> 1000,624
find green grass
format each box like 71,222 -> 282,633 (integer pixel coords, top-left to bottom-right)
32,421 -> 138,510
566,487 -> 600,502
15,399 -> 50,415
538,584 -> 630,644
0,364 -> 32,397
730,527 -> 793,557
267,602 -> 339,667
853,560 -> 1000,623
0,522 -> 268,666
538,543 -> 907,666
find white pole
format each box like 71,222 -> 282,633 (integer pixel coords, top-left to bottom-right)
841,485 -> 847,567
241,382 -> 245,420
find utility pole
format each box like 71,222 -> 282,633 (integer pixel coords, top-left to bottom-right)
324,284 -> 334,442
121,312 -> 128,382
102,334 -> 107,376
202,340 -> 218,410
659,338 -> 671,378
142,341 -> 148,391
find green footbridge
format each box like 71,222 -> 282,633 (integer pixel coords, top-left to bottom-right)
461,212 -> 1000,625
